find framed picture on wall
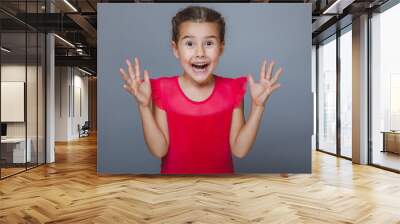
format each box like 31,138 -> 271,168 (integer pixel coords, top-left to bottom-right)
1,81 -> 25,122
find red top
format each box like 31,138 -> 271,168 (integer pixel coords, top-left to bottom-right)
150,75 -> 247,174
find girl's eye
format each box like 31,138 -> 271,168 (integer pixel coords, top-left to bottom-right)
185,41 -> 194,47
205,41 -> 214,46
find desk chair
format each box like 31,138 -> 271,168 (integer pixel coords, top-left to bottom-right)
78,121 -> 90,138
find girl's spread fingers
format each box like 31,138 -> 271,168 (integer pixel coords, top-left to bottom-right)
266,60 -> 275,81
271,67 -> 283,84
271,83 -> 281,92
119,68 -> 130,82
247,74 -> 255,86
144,70 -> 150,83
260,59 -> 267,81
126,59 -> 135,80
135,57 -> 141,82
123,84 -> 134,94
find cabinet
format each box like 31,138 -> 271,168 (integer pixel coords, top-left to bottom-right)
382,131 -> 400,154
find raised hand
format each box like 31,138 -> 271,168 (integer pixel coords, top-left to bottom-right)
119,57 -> 152,107
248,59 -> 283,107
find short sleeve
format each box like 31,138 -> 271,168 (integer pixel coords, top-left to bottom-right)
150,78 -> 165,110
233,76 -> 247,108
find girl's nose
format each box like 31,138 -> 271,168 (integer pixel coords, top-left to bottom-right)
195,46 -> 205,57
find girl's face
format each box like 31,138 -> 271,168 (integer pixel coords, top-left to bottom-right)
172,21 -> 224,84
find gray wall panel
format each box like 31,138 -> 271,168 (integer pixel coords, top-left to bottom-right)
98,3 -> 312,174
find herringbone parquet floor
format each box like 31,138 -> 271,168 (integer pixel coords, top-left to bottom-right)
1,134 -> 400,224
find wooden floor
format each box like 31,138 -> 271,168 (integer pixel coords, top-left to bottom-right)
372,150 -> 400,171
0,167 -> 26,178
1,135 -> 400,223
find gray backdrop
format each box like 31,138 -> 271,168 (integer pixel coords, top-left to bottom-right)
98,3 -> 312,174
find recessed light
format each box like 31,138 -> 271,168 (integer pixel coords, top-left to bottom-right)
1,47 -> 11,53
54,34 -> 75,48
78,67 -> 92,76
63,0 -> 78,12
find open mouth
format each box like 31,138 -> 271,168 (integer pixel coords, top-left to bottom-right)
191,62 -> 210,74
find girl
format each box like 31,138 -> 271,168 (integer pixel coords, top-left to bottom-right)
119,6 -> 283,174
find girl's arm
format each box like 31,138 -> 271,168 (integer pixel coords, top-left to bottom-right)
138,104 -> 169,158
119,57 -> 169,158
230,103 -> 264,158
230,60 -> 283,158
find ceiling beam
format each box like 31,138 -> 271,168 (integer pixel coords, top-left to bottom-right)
67,13 -> 97,46
55,55 -> 96,71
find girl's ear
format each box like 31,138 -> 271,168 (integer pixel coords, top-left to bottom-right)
171,41 -> 180,59
219,41 -> 225,56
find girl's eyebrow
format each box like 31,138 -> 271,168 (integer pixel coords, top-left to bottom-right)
181,35 -> 218,40
181,35 -> 194,40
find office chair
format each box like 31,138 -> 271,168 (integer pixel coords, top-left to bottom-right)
78,121 -> 90,138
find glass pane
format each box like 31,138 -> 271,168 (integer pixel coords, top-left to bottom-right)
0,1 -> 46,178
318,36 -> 337,154
0,1 -> 28,33
371,3 -> 400,171
27,31 -> 38,169
38,32 -> 45,165
340,28 -> 352,158
26,0 -> 39,13
0,1 -> 27,13
1,31 -> 27,178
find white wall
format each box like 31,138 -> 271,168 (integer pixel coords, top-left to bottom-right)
55,67 -> 89,141
73,73 -> 89,138
55,66 -> 69,141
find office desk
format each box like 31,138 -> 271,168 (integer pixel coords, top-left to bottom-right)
1,138 -> 31,163
381,131 -> 400,154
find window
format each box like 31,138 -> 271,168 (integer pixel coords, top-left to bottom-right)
370,2 -> 400,171
339,27 -> 352,158
318,35 -> 337,155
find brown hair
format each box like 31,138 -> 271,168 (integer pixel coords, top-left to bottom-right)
171,6 -> 225,43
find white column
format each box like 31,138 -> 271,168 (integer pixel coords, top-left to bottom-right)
46,1 -> 55,163
352,14 -> 369,164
